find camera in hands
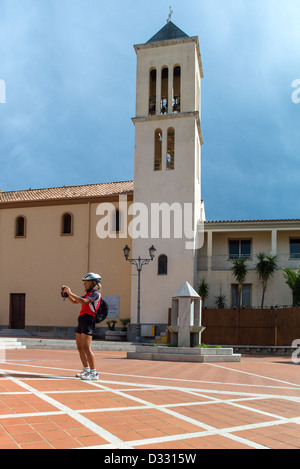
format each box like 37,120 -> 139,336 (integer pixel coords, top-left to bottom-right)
61,287 -> 69,298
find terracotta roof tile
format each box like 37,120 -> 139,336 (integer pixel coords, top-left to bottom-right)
0,181 -> 134,204
206,219 -> 300,224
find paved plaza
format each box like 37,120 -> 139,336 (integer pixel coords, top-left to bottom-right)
1,348 -> 300,449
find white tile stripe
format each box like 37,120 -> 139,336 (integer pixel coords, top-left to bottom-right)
0,348 -> 6,364
82,380 -> 271,449
1,358 -> 300,449
208,362 -> 300,388
3,359 -> 300,391
0,369 -> 131,448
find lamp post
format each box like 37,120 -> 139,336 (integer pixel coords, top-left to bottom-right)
123,244 -> 156,342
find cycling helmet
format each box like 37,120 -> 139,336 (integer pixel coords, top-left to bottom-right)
82,273 -> 101,283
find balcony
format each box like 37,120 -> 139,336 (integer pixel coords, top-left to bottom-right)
198,253 -> 300,271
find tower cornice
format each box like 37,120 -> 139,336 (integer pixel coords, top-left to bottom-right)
134,36 -> 203,79
132,111 -> 204,145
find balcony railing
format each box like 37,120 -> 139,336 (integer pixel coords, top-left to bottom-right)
149,96 -> 181,115
198,253 -> 300,271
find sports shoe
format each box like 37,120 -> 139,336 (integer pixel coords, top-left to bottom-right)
81,372 -> 99,381
76,370 -> 89,378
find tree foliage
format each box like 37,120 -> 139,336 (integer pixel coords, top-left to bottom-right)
255,252 -> 278,308
283,266 -> 300,306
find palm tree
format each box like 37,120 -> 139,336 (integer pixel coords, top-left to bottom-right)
283,265 -> 300,306
197,278 -> 209,308
231,257 -> 248,309
255,252 -> 278,308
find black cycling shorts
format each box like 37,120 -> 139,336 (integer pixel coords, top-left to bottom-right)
76,314 -> 95,336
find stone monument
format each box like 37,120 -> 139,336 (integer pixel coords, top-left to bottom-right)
127,282 -> 241,363
168,281 -> 205,347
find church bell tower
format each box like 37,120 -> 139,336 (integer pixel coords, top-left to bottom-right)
130,18 -> 205,336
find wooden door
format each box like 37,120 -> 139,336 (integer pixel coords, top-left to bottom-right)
10,294 -> 26,329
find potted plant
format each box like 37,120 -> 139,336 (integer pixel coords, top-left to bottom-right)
215,294 -> 227,309
105,319 -> 130,342
120,318 -> 130,331
106,320 -> 117,331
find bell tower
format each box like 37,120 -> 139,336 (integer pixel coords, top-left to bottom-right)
130,19 -> 205,336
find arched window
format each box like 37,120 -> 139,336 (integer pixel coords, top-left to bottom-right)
161,67 -> 168,114
61,213 -> 73,235
154,129 -> 162,171
166,127 -> 175,170
149,69 -> 156,115
158,255 -> 168,275
173,66 -> 181,113
15,216 -> 26,237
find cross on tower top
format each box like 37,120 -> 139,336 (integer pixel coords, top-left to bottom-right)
167,6 -> 173,23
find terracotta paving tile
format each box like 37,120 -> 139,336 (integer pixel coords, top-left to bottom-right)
154,440 -> 195,450
137,429 -> 168,439
234,423 -> 300,449
30,422 -> 60,433
0,442 -> 20,449
240,398 -> 300,419
0,380 -> 26,392
125,389 -> 211,406
3,349 -> 300,449
0,394 -> 57,415
28,379 -> 97,392
1,423 -> 33,435
45,414 -> 81,428
85,408 -> 204,441
36,428 -> 70,441
13,431 -> 45,445
175,402 -> 277,429
50,438 -> 80,449
21,441 -> 54,449
274,443 -> 299,449
50,391 -> 141,410
75,435 -> 107,447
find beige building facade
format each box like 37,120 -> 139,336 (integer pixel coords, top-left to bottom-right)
197,219 -> 300,309
0,183 -> 134,338
0,20 -> 299,341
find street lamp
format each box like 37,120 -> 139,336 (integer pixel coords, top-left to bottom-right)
123,244 -> 156,341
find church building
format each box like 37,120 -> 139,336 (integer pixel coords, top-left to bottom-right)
0,19 -> 299,342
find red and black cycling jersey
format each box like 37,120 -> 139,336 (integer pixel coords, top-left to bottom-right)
79,289 -> 101,318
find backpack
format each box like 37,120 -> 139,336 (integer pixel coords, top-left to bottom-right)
94,298 -> 109,324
